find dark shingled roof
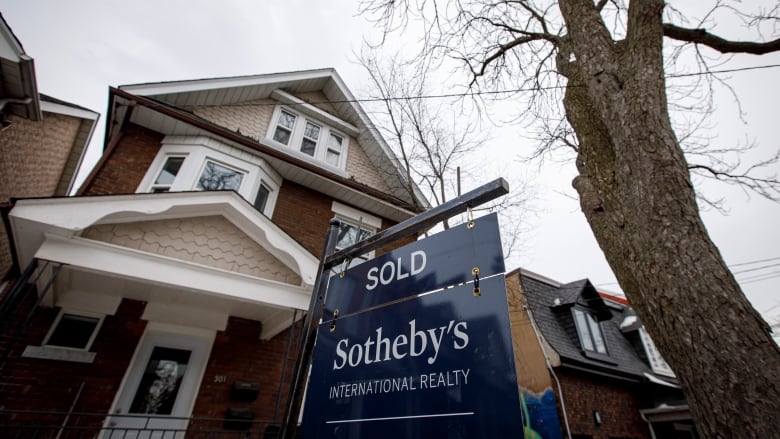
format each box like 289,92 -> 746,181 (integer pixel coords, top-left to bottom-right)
520,272 -> 662,381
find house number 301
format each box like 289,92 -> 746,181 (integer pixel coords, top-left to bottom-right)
214,375 -> 227,383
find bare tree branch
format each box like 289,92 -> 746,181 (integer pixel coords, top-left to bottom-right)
663,23 -> 780,54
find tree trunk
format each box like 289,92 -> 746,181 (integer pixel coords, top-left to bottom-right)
557,0 -> 780,437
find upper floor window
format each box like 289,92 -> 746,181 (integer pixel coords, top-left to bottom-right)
273,110 -> 297,145
268,106 -> 349,169
639,327 -> 675,377
151,156 -> 185,193
196,160 -> 244,192
573,308 -> 608,356
139,137 -> 282,217
331,201 -> 380,268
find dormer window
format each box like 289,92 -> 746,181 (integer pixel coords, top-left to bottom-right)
268,106 -> 349,169
573,308 -> 608,356
273,110 -> 297,145
639,327 -> 675,377
326,133 -> 343,166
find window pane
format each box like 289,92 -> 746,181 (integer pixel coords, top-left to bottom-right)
196,161 -> 244,191
155,157 -> 185,185
273,127 -> 291,144
587,314 -> 607,354
328,133 -> 343,152
278,111 -> 296,129
574,310 -> 594,351
129,347 -> 191,415
300,138 -> 317,156
47,314 -> 99,349
303,122 -> 320,140
336,222 -> 359,249
254,184 -> 270,213
336,222 -> 372,250
326,150 -> 340,166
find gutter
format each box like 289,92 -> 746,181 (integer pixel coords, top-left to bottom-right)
19,56 -> 42,121
559,360 -> 643,384
108,87 -> 422,213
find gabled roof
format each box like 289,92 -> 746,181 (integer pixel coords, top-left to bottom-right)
517,269 -> 670,382
99,69 -> 429,220
0,15 -> 99,195
555,279 -> 613,321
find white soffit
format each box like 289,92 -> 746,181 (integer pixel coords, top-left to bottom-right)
9,191 -> 318,285
36,233 -> 311,312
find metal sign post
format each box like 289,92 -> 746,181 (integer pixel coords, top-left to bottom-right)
279,178 -> 510,439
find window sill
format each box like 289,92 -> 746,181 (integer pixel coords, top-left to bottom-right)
22,345 -> 96,363
263,137 -> 349,177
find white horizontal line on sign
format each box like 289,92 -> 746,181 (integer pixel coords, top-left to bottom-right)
326,412 -> 474,424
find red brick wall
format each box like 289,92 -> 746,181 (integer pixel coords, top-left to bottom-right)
557,368 -> 651,439
0,297 -> 146,426
191,316 -> 302,428
273,180 -> 407,258
81,123 -> 163,195
273,181 -> 338,257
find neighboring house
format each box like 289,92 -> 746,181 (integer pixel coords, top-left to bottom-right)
0,68 -> 427,436
506,268 -> 698,439
0,13 -> 99,279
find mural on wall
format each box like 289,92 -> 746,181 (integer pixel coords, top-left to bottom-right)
521,388 -> 563,439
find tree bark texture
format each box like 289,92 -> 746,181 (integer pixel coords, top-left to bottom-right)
557,0 -> 780,437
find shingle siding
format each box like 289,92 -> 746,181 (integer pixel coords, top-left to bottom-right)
0,112 -> 81,277
83,216 -> 301,285
192,98 -> 275,141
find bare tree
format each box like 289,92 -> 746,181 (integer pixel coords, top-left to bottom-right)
359,1 -> 780,437
357,48 -> 532,260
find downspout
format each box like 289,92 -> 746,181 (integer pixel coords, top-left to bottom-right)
524,303 -> 573,439
19,55 -> 42,121
76,99 -> 135,195
640,411 -> 658,439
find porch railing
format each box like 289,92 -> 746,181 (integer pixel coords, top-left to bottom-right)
0,409 -> 290,439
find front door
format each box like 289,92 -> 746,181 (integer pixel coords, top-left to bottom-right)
106,329 -> 213,438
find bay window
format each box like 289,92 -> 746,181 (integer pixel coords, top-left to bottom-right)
139,137 -> 282,217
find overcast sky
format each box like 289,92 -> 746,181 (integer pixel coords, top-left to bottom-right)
3,1 -> 778,317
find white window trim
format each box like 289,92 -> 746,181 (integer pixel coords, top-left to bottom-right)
572,308 -> 609,356
331,201 -> 381,229
138,137 -> 282,217
271,89 -> 360,137
22,309 -> 105,363
639,327 -> 676,377
194,157 -> 248,192
331,201 -> 379,265
43,309 -> 105,351
267,105 -> 350,171
150,155 -> 188,193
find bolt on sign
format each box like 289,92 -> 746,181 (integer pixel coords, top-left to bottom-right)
302,213 -> 524,438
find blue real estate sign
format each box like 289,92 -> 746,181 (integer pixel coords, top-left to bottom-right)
323,213 -> 505,317
302,214 -> 523,438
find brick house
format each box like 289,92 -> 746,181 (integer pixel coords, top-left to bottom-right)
0,13 -> 99,279
0,68 -> 428,436
507,268 -> 699,439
